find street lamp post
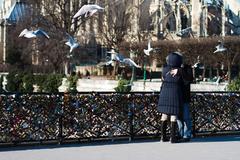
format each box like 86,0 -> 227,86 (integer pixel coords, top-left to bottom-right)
130,50 -> 137,84
226,50 -> 232,84
143,59 -> 147,81
143,55 -> 147,90
65,52 -> 76,76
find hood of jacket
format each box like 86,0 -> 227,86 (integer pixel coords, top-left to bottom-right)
166,52 -> 183,68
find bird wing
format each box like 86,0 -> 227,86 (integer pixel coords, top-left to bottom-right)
214,47 -> 223,53
147,40 -> 151,49
69,46 -> 75,53
66,33 -> 75,45
85,5 -> 104,17
107,50 -> 116,54
123,58 -> 140,68
34,29 -> 50,39
74,4 -> 104,18
144,49 -> 150,56
73,5 -> 89,18
192,62 -> 198,68
116,53 -> 125,62
111,54 -> 120,61
176,27 -> 192,37
90,4 -> 104,10
65,42 -> 79,53
213,49 -> 219,53
73,42 -> 80,47
69,47 -> 73,53
19,29 -> 29,37
219,46 -> 227,52
89,9 -> 98,17
65,41 -> 72,47
176,32 -> 183,37
106,60 -> 113,65
144,40 -> 153,56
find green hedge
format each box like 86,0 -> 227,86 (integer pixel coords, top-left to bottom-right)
228,76 -> 240,91
43,74 -> 64,92
68,74 -> 78,92
6,71 -> 24,92
0,76 -> 3,92
114,79 -> 131,92
6,71 -> 64,92
22,73 -> 34,92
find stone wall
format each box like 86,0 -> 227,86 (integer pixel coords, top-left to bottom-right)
75,79 -> 228,92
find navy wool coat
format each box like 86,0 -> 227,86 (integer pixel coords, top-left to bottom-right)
157,53 -> 183,115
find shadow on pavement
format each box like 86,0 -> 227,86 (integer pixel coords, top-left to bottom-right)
190,135 -> 240,143
1,135 -> 240,152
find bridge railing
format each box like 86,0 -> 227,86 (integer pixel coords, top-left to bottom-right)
0,92 -> 240,145
191,92 -> 240,136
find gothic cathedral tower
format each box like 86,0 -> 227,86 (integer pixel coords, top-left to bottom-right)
191,0 -> 203,37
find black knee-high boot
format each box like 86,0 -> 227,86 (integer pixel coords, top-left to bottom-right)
170,122 -> 178,143
161,121 -> 168,142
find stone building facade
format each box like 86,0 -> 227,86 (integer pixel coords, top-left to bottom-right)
0,0 -> 26,67
0,0 -> 239,70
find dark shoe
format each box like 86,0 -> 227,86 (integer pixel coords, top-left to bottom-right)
182,138 -> 190,142
170,122 -> 178,143
161,137 -> 169,142
161,121 -> 168,142
178,137 -> 190,143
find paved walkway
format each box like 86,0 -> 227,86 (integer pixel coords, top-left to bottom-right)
1,136 -> 240,160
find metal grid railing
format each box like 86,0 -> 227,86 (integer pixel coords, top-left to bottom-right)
0,92 -> 240,145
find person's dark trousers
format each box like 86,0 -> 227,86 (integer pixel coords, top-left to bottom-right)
170,122 -> 178,143
161,121 -> 168,142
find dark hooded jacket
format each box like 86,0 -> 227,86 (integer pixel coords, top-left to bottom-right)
181,64 -> 193,103
157,52 -> 183,115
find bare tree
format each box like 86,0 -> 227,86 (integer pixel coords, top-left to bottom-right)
98,0 -> 132,49
9,0 -> 90,74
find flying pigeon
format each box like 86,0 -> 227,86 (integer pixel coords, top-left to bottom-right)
144,40 -> 153,56
176,27 -> 192,37
19,28 -> 49,39
214,41 -> 227,53
65,33 -> 80,53
73,4 -> 104,19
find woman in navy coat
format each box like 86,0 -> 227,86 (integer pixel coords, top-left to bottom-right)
157,52 -> 183,143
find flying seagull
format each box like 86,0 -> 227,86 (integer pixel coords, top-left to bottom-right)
144,39 -> 153,56
105,49 -> 124,65
122,58 -> 140,68
65,33 -> 80,53
19,28 -> 49,39
214,41 -> 227,53
106,49 -> 140,68
73,4 -> 104,19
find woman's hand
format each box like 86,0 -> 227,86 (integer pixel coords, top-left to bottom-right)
170,69 -> 178,77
